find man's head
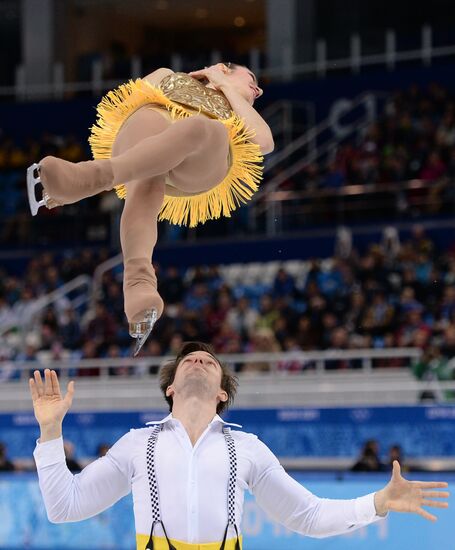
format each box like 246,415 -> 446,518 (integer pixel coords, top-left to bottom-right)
208,62 -> 263,105
159,341 -> 238,415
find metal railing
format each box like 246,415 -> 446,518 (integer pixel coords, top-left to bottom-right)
1,26 -> 453,100
260,100 -> 316,151
1,348 -> 423,380
0,275 -> 92,343
250,92 -> 381,234
4,347 -> 455,410
254,177 -> 455,234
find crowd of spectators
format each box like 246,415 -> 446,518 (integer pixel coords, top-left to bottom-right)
351,439 -> 409,473
278,83 -> 455,224
0,439 -> 107,473
1,225 -> 455,387
294,83 -> 455,190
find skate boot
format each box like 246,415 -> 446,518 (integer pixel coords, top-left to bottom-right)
27,156 -> 114,216
124,258 -> 164,356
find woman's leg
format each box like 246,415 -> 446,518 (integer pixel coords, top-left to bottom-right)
120,175 -> 165,325
33,110 -> 230,209
111,114 -> 230,193
112,111 -> 230,353
111,109 -> 171,349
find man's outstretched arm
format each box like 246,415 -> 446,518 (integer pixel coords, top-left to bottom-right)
31,369 -> 132,523
249,437 -> 449,538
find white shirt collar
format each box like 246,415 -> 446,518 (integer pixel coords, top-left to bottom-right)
146,413 -> 242,428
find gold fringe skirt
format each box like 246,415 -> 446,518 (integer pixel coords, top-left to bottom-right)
89,79 -> 263,227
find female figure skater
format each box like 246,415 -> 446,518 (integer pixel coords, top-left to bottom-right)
27,63 -> 273,354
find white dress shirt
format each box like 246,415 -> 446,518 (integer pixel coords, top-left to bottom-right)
34,414 -> 384,544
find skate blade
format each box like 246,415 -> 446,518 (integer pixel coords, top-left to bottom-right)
131,309 -> 158,357
27,163 -> 46,216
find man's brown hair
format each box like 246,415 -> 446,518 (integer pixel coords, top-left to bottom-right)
159,341 -> 238,415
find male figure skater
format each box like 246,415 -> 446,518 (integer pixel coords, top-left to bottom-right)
31,342 -> 449,550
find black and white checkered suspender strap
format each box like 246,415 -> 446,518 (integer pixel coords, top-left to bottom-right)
220,426 -> 240,550
145,425 -> 176,550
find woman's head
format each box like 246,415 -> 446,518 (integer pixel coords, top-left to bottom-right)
209,62 -> 263,104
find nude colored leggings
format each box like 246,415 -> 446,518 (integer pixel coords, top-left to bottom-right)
111,107 -> 230,323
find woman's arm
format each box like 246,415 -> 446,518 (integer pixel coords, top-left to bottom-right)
217,84 -> 274,155
189,66 -> 274,155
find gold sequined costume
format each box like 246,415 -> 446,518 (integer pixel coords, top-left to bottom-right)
89,73 -> 264,227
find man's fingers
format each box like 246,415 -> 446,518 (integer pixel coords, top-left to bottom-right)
414,481 -> 449,489
33,370 -> 44,396
64,381 -> 75,408
417,508 -> 437,521
29,378 -> 39,402
50,370 -> 61,397
391,460 -> 401,480
421,499 -> 449,509
44,369 -> 53,395
422,490 -> 450,498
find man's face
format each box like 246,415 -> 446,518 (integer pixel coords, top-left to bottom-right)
166,351 -> 228,407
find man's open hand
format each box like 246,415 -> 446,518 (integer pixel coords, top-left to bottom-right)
375,460 -> 449,521
29,369 -> 74,429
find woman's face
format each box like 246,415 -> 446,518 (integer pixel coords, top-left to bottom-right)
210,63 -> 263,105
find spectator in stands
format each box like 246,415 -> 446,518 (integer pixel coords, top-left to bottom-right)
168,333 -> 184,355
343,291 -> 367,334
255,295 -> 280,330
184,282 -> 210,312
160,266 -> 185,305
412,346 -> 454,401
12,287 -> 36,326
244,327 -> 281,372
97,443 -> 110,458
441,324 -> 455,358
278,337 -> 306,371
272,268 -> 296,298
211,321 -> 241,355
396,306 -> 431,349
63,440 -> 82,473
77,340 -> 101,376
141,339 -> 163,375
104,282 -> 124,322
439,286 -> 455,324
0,294 -> 16,327
420,151 -> 446,182
351,440 -> 385,472
295,315 -> 320,351
85,302 -> 117,351
326,327 -> 351,369
386,445 -> 409,473
0,442 -> 15,471
204,290 -> 232,339
226,297 -> 258,344
59,306 -> 82,350
106,344 -> 130,377
320,160 -> 346,188
15,338 -> 39,377
362,291 -> 395,336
